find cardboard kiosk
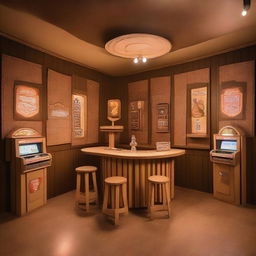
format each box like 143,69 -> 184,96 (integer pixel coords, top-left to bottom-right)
210,126 -> 246,205
6,128 -> 52,216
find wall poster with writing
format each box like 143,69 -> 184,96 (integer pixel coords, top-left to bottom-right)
72,94 -> 87,138
157,103 -> 169,132
190,86 -> 207,134
220,81 -> 246,120
14,82 -> 42,121
130,101 -> 144,130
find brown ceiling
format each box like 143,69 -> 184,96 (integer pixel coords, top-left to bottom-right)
0,0 -> 256,76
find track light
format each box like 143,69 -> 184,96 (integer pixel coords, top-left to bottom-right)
241,0 -> 250,16
133,56 -> 148,64
133,57 -> 139,64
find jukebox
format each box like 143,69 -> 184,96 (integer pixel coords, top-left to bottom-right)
210,126 -> 246,205
6,128 -> 52,216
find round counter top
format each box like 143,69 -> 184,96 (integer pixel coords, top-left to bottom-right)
81,146 -> 185,159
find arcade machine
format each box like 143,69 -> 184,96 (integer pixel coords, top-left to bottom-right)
6,128 -> 52,216
210,126 -> 246,205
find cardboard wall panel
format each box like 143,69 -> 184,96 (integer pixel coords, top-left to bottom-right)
128,80 -> 148,145
47,69 -> 72,145
1,55 -> 42,138
173,73 -> 187,146
151,76 -> 170,145
87,79 -> 99,144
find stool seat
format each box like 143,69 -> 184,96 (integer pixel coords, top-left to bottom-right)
105,176 -> 127,185
148,175 -> 169,184
75,166 -> 97,173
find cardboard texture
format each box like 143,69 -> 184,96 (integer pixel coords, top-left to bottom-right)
219,61 -> 255,136
47,69 -> 72,146
1,55 -> 43,138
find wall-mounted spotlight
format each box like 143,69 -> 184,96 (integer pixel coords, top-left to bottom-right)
242,0 -> 251,16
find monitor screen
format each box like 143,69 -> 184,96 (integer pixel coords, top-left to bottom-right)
220,140 -> 237,151
19,143 -> 41,156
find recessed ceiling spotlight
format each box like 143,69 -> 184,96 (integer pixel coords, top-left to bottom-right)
105,33 -> 171,63
241,0 -> 250,16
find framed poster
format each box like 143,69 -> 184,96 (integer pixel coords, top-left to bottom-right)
130,101 -> 144,130
219,81 -> 246,120
14,81 -> 42,121
157,103 -> 169,132
187,84 -> 208,135
107,99 -> 121,122
72,93 -> 87,138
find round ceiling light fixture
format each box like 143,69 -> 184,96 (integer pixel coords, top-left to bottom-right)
241,0 -> 251,16
105,33 -> 172,64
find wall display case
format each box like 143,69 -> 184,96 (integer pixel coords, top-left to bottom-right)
156,103 -> 169,132
14,82 -> 42,121
130,101 -> 144,130
72,94 -> 87,138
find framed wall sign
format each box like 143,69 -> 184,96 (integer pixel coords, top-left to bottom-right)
219,81 -> 246,120
187,83 -> 208,135
130,101 -> 144,130
14,81 -> 42,121
157,103 -> 169,132
107,99 -> 121,122
72,93 -> 87,138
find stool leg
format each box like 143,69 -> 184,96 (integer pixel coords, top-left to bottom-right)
115,185 -> 120,225
76,173 -> 81,207
103,184 -> 109,212
149,183 -> 155,218
92,172 -> 99,206
162,183 -> 167,206
85,173 -> 90,212
122,183 -> 128,214
165,183 -> 171,217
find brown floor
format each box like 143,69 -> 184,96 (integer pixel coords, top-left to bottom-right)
0,187 -> 256,256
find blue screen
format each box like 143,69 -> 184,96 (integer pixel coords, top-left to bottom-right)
220,140 -> 237,151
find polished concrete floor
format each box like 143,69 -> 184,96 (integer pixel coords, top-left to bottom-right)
0,187 -> 256,256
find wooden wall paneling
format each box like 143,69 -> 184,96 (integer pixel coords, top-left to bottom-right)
173,73 -> 187,147
1,55 -> 43,138
128,80 -> 149,145
150,76 -> 171,145
219,61 -> 255,136
87,79 -> 99,144
46,152 -> 55,198
175,149 -> 212,193
47,69 -> 72,146
54,150 -> 75,195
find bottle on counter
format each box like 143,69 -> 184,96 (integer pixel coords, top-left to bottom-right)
130,135 -> 138,151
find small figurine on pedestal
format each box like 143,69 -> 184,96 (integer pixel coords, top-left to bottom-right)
130,135 -> 137,151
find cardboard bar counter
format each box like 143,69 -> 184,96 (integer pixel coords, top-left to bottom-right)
82,146 -> 185,208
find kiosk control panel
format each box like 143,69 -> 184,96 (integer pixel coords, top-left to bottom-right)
210,126 -> 246,205
6,128 -> 52,216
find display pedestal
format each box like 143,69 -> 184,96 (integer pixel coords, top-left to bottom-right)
100,125 -> 124,148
